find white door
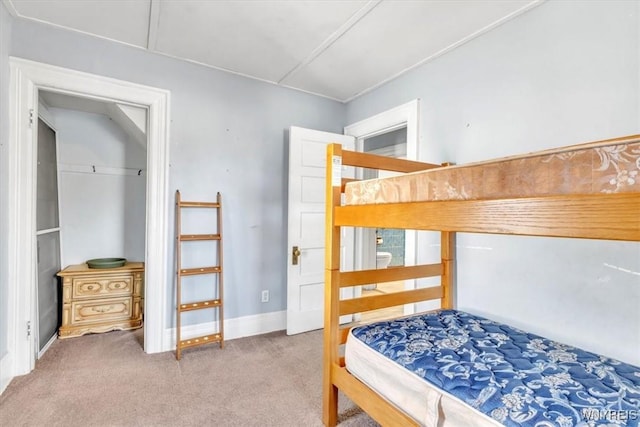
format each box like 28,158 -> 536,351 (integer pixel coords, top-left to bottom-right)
286,127 -> 354,335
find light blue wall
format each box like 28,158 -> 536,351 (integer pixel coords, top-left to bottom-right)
0,1 -> 12,359
9,16 -> 346,328
50,107 -> 147,267
4,1 -> 639,366
347,0 -> 640,365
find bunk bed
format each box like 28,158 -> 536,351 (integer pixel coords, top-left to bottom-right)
322,134 -> 640,427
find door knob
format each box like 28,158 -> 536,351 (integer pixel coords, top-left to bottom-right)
292,246 -> 301,265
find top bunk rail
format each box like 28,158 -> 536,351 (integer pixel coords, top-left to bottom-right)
341,149 -> 441,173
326,135 -> 640,242
334,194 -> 639,241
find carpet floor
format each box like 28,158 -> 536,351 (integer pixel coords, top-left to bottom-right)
0,328 -> 379,427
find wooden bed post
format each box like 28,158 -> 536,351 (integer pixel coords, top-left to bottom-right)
323,143 -> 342,427
441,231 -> 455,309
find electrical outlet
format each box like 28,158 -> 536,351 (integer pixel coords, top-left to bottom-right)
261,290 -> 269,303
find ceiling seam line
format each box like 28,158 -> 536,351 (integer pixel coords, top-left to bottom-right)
8,15 -> 148,50
4,12 -> 345,100
276,0 -> 383,85
343,0 -> 546,103
2,0 -> 19,17
147,0 -> 161,50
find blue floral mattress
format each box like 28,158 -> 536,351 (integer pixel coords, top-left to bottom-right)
350,310 -> 640,426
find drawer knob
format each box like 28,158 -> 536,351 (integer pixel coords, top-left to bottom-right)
91,305 -> 114,313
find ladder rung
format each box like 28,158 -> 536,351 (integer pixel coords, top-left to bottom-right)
179,333 -> 222,350
179,234 -> 221,241
179,266 -> 221,276
179,201 -> 220,208
178,299 -> 222,312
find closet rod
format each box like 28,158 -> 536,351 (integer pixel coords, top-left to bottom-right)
58,164 -> 145,176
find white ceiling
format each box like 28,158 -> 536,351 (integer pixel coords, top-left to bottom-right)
40,90 -> 112,116
39,91 -> 148,147
6,0 -> 542,102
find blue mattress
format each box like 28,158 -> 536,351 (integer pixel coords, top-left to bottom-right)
350,310 -> 640,426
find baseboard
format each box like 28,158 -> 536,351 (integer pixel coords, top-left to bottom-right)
0,352 -> 13,394
162,310 -> 286,352
37,334 -> 57,359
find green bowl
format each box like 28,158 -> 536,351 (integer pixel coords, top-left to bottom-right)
87,258 -> 127,269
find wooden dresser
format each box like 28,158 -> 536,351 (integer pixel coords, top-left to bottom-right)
57,262 -> 144,339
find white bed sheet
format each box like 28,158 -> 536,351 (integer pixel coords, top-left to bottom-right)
345,328 -> 502,427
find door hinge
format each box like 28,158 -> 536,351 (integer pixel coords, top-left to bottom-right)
26,321 -> 32,338
29,109 -> 35,127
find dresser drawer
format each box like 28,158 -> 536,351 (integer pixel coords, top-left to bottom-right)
71,297 -> 133,325
72,275 -> 132,299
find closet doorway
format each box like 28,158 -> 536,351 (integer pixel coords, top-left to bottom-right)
36,91 -> 148,358
8,58 -> 169,380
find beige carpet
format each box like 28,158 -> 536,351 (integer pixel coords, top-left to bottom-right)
0,328 -> 379,427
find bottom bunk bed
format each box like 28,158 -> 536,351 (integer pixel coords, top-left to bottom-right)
322,135 -> 640,427
347,309 -> 640,426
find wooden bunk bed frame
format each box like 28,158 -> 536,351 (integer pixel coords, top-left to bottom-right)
322,135 -> 640,426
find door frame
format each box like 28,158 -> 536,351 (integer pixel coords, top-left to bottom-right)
6,57 -> 170,378
344,100 -> 419,315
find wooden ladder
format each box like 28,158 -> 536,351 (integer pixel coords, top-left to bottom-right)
175,190 -> 224,360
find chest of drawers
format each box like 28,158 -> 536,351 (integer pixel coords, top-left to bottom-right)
57,262 -> 144,339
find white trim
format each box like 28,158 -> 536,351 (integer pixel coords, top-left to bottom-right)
37,101 -> 56,129
344,99 -> 419,142
163,311 -> 287,352
35,227 -> 59,236
147,0 -> 161,50
0,352 -> 12,394
7,58 -> 170,383
1,0 -> 18,17
344,100 -> 420,316
7,57 -> 37,375
37,334 -> 56,359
